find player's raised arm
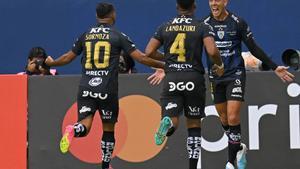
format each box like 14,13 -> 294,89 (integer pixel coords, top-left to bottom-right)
239,19 -> 294,82
45,50 -> 77,67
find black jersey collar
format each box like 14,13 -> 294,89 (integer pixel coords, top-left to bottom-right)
177,14 -> 195,18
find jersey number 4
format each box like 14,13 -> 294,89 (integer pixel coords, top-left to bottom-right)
85,41 -> 111,69
170,33 -> 186,62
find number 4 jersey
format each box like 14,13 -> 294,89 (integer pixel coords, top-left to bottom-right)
72,23 -> 136,94
153,15 -> 215,74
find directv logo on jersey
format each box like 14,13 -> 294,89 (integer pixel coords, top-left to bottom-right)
89,77 -> 102,87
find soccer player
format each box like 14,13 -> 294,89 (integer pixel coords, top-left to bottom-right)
146,0 -> 224,168
203,0 -> 294,168
45,2 -> 164,169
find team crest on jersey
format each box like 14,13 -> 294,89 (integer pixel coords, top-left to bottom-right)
217,30 -> 225,39
88,77 -> 102,87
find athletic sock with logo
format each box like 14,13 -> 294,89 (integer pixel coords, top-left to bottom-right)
166,126 -> 176,136
187,127 -> 201,169
228,125 -> 242,165
222,124 -> 230,137
101,131 -> 115,169
73,123 -> 87,137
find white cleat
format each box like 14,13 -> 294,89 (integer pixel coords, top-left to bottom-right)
236,143 -> 247,169
225,162 -> 235,169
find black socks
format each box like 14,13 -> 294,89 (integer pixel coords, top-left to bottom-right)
228,125 -> 241,165
187,127 -> 201,169
101,131 -> 115,169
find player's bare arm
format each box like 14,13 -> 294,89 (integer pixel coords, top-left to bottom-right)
203,36 -> 224,76
145,38 -> 164,61
45,50 -> 77,67
129,49 -> 165,69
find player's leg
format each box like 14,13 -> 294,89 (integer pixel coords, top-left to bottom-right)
184,72 -> 206,169
186,118 -> 202,169
60,89 -> 97,153
155,96 -> 182,145
101,122 -> 115,169
226,100 -> 242,166
226,78 -> 247,169
99,93 -> 119,169
210,82 -> 229,135
155,73 -> 183,145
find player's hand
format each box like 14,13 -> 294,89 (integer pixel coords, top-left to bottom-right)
147,68 -> 165,85
212,63 -> 224,77
275,66 -> 294,83
27,60 -> 38,73
45,56 -> 54,66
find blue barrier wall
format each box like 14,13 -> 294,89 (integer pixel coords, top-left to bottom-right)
1,0 -> 299,74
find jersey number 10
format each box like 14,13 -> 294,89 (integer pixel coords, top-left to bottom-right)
85,41 -> 111,69
170,33 -> 186,62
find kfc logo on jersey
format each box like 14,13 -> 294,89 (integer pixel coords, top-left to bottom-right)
79,106 -> 91,114
90,27 -> 110,34
165,102 -> 178,110
172,17 -> 192,24
169,82 -> 195,92
89,77 -> 102,87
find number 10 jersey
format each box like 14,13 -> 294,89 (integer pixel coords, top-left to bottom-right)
72,23 -> 136,94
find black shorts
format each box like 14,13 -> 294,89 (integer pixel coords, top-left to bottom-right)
161,72 -> 206,119
210,78 -> 246,104
77,86 -> 119,123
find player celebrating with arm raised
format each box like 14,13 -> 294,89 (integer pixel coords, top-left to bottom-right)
46,2 -> 164,169
146,0 -> 224,168
203,0 -> 294,168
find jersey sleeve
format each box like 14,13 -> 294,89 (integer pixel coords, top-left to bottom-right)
200,22 -> 216,38
152,24 -> 165,44
238,18 -> 253,42
71,33 -> 85,55
119,32 -> 136,54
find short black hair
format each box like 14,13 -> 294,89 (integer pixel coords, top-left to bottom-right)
96,2 -> 115,19
28,47 -> 47,60
177,0 -> 195,10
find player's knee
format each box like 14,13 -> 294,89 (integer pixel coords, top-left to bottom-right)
186,118 -> 201,128
219,116 -> 228,125
102,122 -> 116,132
227,114 -> 240,125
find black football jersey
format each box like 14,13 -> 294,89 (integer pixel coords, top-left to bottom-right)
203,12 -> 253,81
153,15 -> 215,74
72,23 -> 136,93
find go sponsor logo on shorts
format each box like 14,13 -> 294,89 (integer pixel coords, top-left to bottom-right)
169,81 -> 195,92
82,90 -> 108,100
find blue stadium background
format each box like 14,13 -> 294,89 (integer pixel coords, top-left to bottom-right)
1,0 -> 299,74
